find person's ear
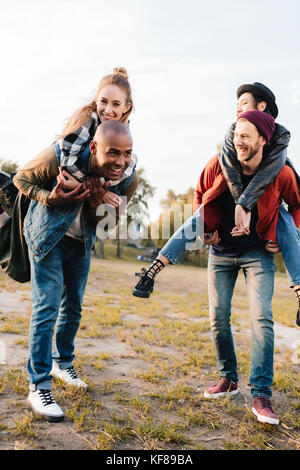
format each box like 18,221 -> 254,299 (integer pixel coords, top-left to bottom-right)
122,102 -> 132,116
90,140 -> 97,155
260,135 -> 267,147
257,101 -> 267,112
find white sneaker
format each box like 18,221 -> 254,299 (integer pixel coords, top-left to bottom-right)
27,389 -> 64,422
51,363 -> 88,389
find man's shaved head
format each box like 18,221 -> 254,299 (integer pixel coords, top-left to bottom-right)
89,120 -> 133,180
94,120 -> 132,143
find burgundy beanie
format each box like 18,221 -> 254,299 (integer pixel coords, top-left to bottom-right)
238,110 -> 275,144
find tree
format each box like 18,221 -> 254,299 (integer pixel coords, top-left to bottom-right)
153,186 -> 195,249
127,168 -> 156,220
116,168 -> 155,258
152,141 -> 225,260
94,168 -> 155,259
150,185 -> 208,266
0,159 -> 19,174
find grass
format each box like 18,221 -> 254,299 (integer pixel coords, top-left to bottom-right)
11,413 -> 40,438
0,316 -> 29,334
4,367 -> 28,395
0,256 -> 299,450
0,376 -> 6,394
93,243 -> 142,263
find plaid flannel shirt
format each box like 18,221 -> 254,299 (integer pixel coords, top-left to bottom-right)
57,111 -> 137,187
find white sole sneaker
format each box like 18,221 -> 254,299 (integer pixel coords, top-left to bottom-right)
204,389 -> 239,399
251,406 -> 279,425
27,390 -> 64,423
51,364 -> 87,389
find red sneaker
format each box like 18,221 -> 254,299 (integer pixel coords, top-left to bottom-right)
204,378 -> 239,399
251,397 -> 279,425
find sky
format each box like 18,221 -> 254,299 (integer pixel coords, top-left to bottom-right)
0,0 -> 300,220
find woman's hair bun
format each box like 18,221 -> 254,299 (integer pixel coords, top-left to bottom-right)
113,67 -> 128,80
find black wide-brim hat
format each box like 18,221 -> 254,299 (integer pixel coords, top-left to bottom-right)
236,82 -> 278,119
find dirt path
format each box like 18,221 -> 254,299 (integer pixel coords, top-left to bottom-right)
1,273 -> 298,366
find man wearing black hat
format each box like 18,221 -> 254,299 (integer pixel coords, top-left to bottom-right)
219,82 -> 300,328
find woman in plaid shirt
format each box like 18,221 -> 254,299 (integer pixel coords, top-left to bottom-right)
56,66 -> 137,204
0,67 -> 137,223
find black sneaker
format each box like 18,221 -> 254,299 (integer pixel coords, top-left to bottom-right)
133,269 -> 154,298
295,288 -> 300,327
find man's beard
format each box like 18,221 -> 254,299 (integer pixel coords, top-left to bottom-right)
241,141 -> 260,162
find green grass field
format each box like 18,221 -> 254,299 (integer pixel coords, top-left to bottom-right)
0,252 -> 299,450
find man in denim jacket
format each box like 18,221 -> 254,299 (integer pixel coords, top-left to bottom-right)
13,121 -> 138,422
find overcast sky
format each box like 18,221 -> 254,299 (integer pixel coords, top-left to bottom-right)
0,0 -> 299,220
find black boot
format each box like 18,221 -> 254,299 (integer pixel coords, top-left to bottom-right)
133,269 -> 154,298
294,288 -> 300,327
132,259 -> 165,298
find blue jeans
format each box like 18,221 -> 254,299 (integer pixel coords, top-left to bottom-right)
160,205 -> 300,286
28,235 -> 91,391
160,209 -> 203,264
277,205 -> 300,287
208,248 -> 275,398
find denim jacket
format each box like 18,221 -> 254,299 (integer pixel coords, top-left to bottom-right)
22,144 -> 135,262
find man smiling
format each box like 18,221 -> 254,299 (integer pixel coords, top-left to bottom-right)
195,110 -> 300,425
219,82 -> 300,325
88,123 -> 133,180
13,120 -> 138,422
